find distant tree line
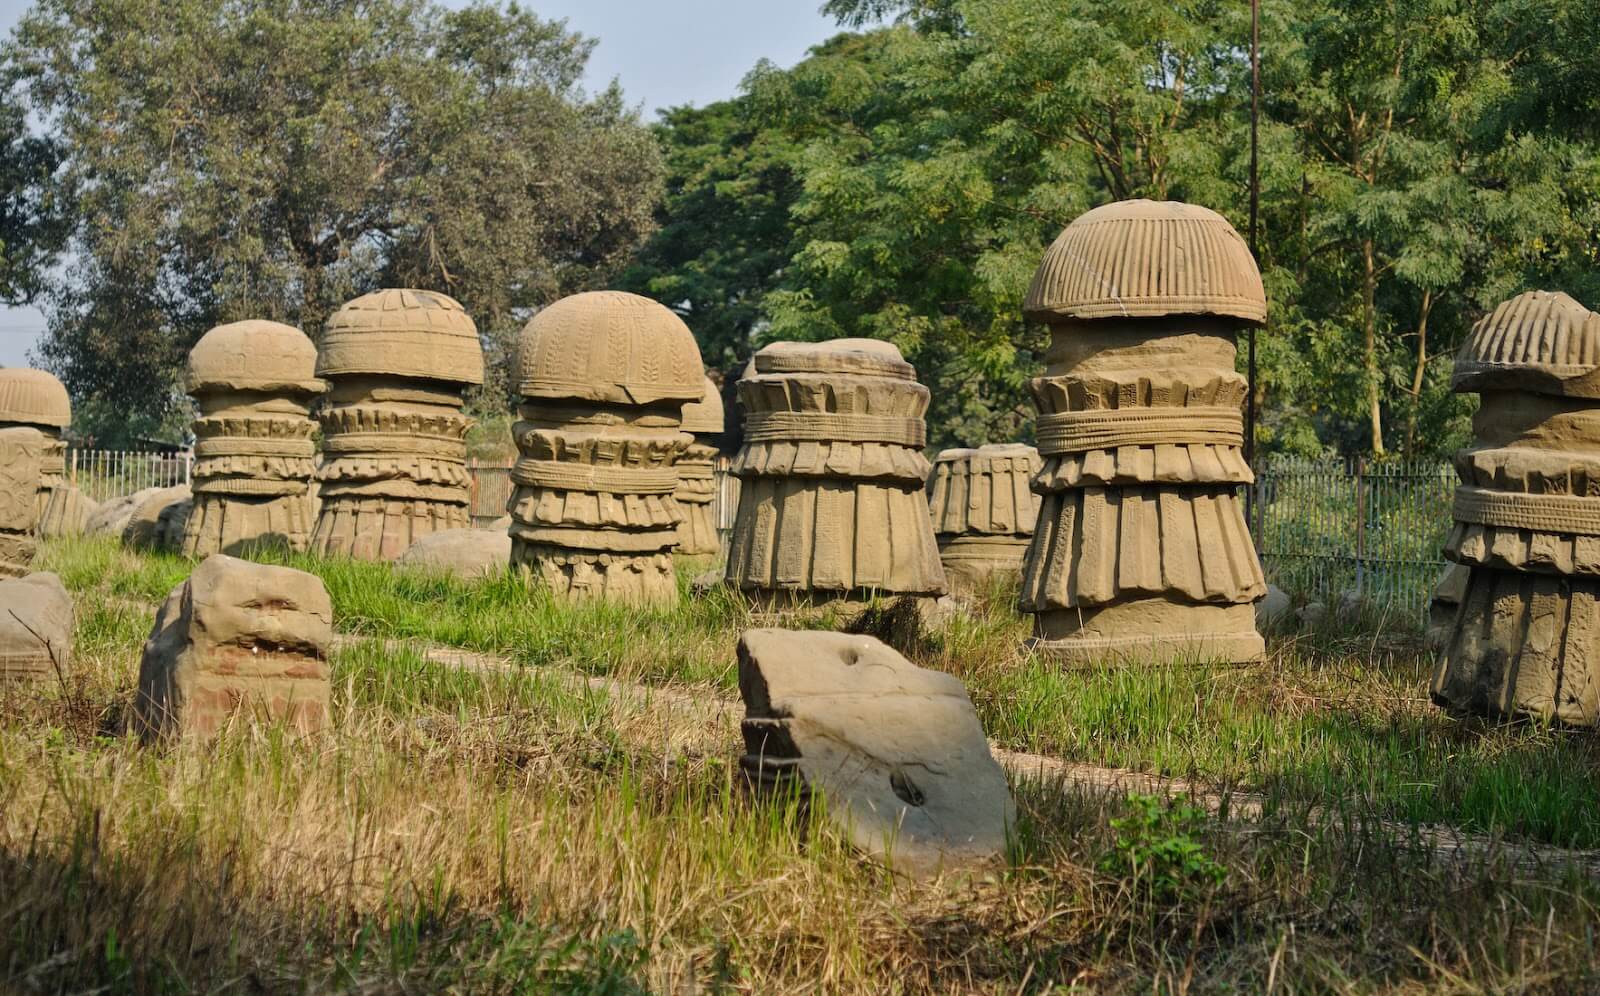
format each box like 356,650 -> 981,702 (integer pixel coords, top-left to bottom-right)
2,0 -> 1598,455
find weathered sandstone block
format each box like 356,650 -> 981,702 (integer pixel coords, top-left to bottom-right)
134,554 -> 332,741
927,444 -> 1040,593
395,527 -> 511,578
182,320 -> 324,557
0,572 -> 73,681
1019,201 -> 1267,665
1434,291 -> 1600,725
675,376 -> 725,558
725,340 -> 945,606
121,484 -> 192,551
311,289 -> 484,560
508,291 -> 704,602
0,368 -> 95,536
737,628 -> 1014,876
0,427 -> 43,577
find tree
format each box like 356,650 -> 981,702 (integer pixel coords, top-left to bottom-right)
3,0 -> 663,441
0,74 -> 66,305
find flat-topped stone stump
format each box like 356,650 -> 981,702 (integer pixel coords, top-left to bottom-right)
0,368 -> 96,536
737,628 -> 1013,876
508,291 -> 704,602
725,340 -> 945,610
0,572 -> 73,681
182,320 -> 324,557
927,444 -> 1040,593
134,554 -> 333,741
675,375 -> 725,558
1434,291 -> 1600,725
1019,200 -> 1267,665
311,289 -> 484,560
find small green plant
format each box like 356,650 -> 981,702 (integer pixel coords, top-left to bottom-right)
1101,794 -> 1227,903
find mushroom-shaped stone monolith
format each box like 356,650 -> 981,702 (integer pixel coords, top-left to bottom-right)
675,375 -> 725,558
182,320 -> 324,557
509,291 -> 705,602
927,443 -> 1040,593
1019,200 -> 1268,664
311,289 -> 484,560
724,339 -> 945,608
1433,291 -> 1600,725
0,368 -> 95,536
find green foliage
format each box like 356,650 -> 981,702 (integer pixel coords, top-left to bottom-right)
1101,795 -> 1227,903
2,0 -> 663,442
0,74 -> 67,305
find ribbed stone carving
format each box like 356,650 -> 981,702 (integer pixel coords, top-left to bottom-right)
1434,291 -> 1600,725
927,444 -> 1040,592
311,290 -> 484,561
0,368 -> 95,537
724,339 -> 945,605
182,320 -> 324,557
1019,200 -> 1267,665
0,427 -> 42,577
675,376 -> 724,558
509,291 -> 704,602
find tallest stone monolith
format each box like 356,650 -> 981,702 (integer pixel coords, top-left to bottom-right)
1019,200 -> 1268,665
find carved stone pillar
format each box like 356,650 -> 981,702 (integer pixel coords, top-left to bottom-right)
675,376 -> 725,558
311,290 -> 484,561
1434,291 -> 1600,725
509,291 -> 704,602
725,339 -> 945,606
182,320 -> 324,557
0,368 -> 93,537
927,444 -> 1040,593
1019,200 -> 1268,665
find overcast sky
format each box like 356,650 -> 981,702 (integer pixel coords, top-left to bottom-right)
0,0 -> 842,365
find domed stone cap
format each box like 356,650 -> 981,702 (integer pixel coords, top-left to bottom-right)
1024,199 -> 1266,324
319,289 -> 484,386
1452,291 -> 1600,398
0,368 -> 70,429
753,338 -> 916,380
517,291 -> 703,405
186,320 -> 324,394
682,375 -> 725,435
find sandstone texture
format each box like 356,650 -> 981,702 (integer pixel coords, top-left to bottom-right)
1256,584 -> 1292,631
0,427 -> 43,576
675,375 -> 725,557
182,320 -> 324,557
737,628 -> 1014,876
1018,200 -> 1268,665
311,289 -> 484,561
0,572 -> 72,681
121,484 -> 192,551
395,527 -> 511,578
725,340 -> 946,606
134,554 -> 333,741
1433,291 -> 1600,725
508,291 -> 703,602
0,368 -> 95,536
926,444 -> 1040,593
1426,563 -> 1469,651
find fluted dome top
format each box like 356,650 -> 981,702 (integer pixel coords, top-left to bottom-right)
1453,291 -> 1600,398
517,291 -> 704,405
187,320 -> 323,394
319,289 -> 484,386
753,338 -> 916,380
1024,199 -> 1266,324
682,375 -> 725,435
0,368 -> 70,429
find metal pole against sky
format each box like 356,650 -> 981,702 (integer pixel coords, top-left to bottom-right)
1245,0 -> 1261,537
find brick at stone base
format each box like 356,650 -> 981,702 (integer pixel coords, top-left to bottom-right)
134,554 -> 332,741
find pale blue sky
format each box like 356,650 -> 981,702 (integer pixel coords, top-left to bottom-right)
0,0 -> 842,365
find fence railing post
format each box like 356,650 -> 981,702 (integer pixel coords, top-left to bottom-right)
1354,455 -> 1367,596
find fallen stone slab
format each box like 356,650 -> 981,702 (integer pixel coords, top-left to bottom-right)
394,527 -> 511,579
0,572 -> 73,681
736,628 -> 1014,877
134,554 -> 333,741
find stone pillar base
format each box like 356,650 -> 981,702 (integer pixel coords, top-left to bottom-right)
182,492 -> 316,558
0,532 -> 34,579
310,497 -> 469,561
37,484 -> 97,538
938,534 -> 1031,594
1433,568 -> 1600,726
511,541 -> 678,604
1029,598 -> 1263,666
674,500 -> 720,557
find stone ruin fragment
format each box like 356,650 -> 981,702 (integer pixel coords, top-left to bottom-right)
0,572 -> 73,681
737,628 -> 1014,876
182,320 -> 325,557
1019,200 -> 1268,665
509,291 -> 704,602
0,427 -> 41,577
1434,291 -> 1600,725
0,368 -> 96,537
134,554 -> 332,741
724,340 -> 945,608
675,375 -> 725,558
926,443 -> 1041,593
311,289 -> 484,560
